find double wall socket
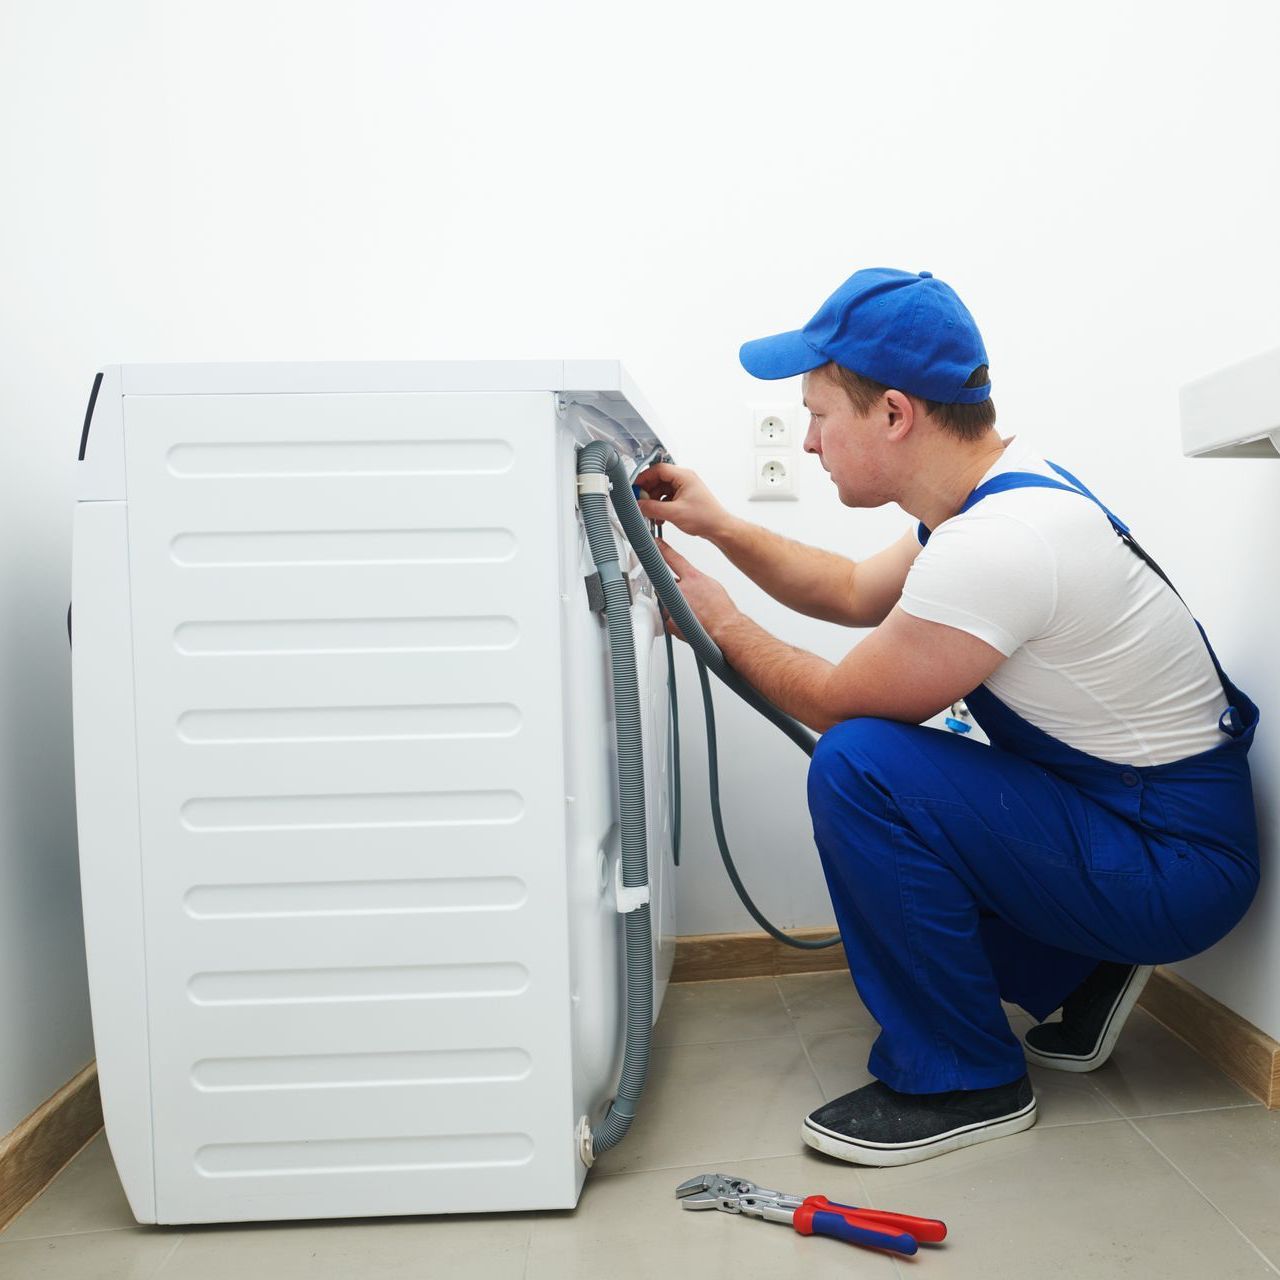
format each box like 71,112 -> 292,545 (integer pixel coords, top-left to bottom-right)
749,404 -> 800,501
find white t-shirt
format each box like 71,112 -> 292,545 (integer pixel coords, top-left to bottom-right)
898,438 -> 1230,766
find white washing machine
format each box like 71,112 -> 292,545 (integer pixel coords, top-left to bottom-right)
70,361 -> 678,1224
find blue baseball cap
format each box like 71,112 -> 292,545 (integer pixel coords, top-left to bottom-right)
739,267 -> 991,405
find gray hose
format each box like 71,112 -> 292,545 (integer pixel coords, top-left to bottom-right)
605,459 -> 820,756
578,441 -> 655,1156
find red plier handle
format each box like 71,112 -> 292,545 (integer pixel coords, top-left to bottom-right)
792,1195 -> 948,1255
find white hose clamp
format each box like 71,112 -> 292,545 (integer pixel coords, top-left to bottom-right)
576,473 -> 611,495
614,859 -> 651,913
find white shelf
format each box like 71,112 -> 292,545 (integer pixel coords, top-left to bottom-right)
1181,346 -> 1280,458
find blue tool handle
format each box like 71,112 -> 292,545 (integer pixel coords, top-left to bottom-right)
802,1209 -> 919,1256
810,1195 -> 948,1243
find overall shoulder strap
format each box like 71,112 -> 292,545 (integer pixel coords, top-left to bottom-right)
1043,463 -> 1246,734
918,461 -> 1183,598
916,471 -> 1078,546
917,459 -> 1246,735
1044,461 -> 1186,602
1044,461 -> 1131,535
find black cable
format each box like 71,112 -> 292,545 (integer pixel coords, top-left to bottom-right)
693,655 -> 841,950
655,523 -> 682,868
664,620 -> 682,868
621,454 -> 837,950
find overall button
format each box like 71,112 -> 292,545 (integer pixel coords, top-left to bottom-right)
1120,771 -> 1139,787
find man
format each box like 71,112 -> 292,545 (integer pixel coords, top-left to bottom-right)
634,268 -> 1260,1167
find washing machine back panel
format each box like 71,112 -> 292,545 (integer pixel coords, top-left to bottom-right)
120,390 -> 579,1221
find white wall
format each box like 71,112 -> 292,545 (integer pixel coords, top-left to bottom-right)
3,0 -> 1279,1131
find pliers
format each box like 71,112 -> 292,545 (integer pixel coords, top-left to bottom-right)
674,1171 -> 947,1256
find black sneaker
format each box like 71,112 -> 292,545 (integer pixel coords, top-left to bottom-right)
1022,962 -> 1154,1073
801,1075 -> 1037,1167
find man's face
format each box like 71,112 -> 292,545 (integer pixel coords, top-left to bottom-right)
801,369 -> 889,508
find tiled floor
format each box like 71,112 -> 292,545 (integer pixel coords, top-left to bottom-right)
4,972 -> 1279,1278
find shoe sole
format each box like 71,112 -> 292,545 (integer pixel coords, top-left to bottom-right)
800,1096 -> 1038,1168
1022,964 -> 1155,1073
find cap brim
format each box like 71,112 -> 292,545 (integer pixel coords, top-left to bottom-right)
739,330 -> 828,380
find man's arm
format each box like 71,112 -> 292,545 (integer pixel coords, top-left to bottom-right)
653,539 -> 1005,731
713,520 -> 922,627
714,604 -> 1006,733
634,463 -> 920,627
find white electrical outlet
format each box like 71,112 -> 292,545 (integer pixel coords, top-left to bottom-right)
749,404 -> 797,448
749,454 -> 797,501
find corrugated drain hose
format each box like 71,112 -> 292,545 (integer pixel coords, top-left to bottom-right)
578,441 -> 839,1159
577,442 -> 656,1157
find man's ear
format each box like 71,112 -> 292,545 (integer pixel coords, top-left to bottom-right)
883,389 -> 915,442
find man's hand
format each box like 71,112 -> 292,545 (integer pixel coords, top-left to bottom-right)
634,463 -> 732,540
654,540 -> 739,643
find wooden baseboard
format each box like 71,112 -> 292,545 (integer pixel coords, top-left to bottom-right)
672,934 -> 1279,1110
671,928 -> 846,983
0,1063 -> 103,1231
1138,967 -> 1280,1109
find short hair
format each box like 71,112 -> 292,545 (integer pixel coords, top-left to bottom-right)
821,361 -> 996,442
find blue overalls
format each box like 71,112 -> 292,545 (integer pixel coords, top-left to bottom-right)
807,463 -> 1260,1093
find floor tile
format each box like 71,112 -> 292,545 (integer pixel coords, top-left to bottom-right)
154,1214 -> 530,1280
591,1036 -> 824,1176
1134,1106 -> 1280,1267
1081,1008 -> 1258,1117
2,1134 -> 136,1240
4,973 -> 1267,1280
775,970 -> 878,1035
0,1227 -> 182,1280
1021,1066 -> 1119,1127
527,1154 -> 900,1280
845,1118 -> 1277,1278
803,1027 -> 1119,1130
654,976 -> 794,1046
800,1027 -> 878,1100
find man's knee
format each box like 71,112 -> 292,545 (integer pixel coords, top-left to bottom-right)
807,716 -> 916,807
